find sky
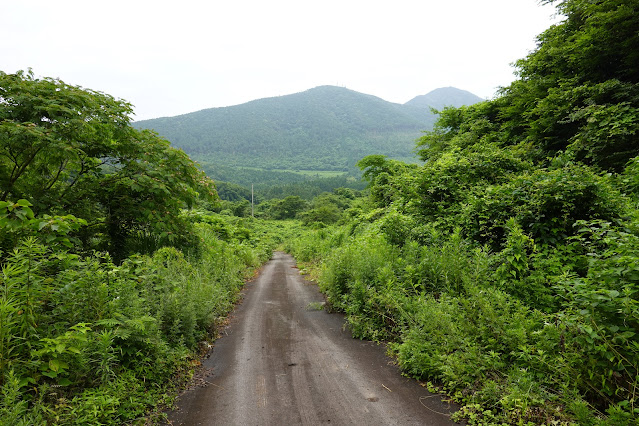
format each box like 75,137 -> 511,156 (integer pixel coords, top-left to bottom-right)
2,0 -> 561,121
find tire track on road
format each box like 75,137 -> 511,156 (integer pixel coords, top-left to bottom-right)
166,252 -> 457,425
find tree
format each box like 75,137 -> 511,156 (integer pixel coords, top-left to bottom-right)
357,155 -> 419,207
297,204 -> 342,225
0,70 -> 217,260
416,0 -> 639,172
269,196 -> 308,219
503,0 -> 639,170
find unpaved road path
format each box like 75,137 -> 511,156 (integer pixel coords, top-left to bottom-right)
166,252 -> 457,425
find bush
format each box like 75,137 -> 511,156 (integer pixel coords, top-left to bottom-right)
463,164 -> 627,249
553,220 -> 639,407
414,145 -> 530,226
0,211 -> 275,423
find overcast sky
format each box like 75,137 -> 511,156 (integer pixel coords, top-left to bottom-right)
3,1 -> 560,121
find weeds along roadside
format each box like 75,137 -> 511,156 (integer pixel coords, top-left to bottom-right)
0,206 -> 286,425
285,211 -> 639,425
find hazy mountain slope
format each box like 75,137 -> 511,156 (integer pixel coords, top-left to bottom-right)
135,85 -> 482,172
405,87 -> 485,111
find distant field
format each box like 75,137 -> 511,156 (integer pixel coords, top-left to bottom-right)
279,170 -> 348,178
237,167 -> 348,178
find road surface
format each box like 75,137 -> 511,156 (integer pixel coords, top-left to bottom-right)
166,252 -> 457,425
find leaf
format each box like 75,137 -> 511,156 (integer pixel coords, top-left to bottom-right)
49,358 -> 68,372
49,359 -> 61,372
619,331 -> 635,340
16,199 -> 33,207
67,346 -> 82,354
58,378 -> 72,386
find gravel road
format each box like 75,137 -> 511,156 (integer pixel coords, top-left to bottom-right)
166,252 -> 458,425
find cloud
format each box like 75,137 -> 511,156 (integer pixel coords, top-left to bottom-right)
2,0 -> 559,120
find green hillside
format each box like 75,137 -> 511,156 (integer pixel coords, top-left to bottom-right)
134,86 -> 481,175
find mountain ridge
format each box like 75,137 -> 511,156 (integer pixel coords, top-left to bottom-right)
405,87 -> 484,111
134,86 -> 483,174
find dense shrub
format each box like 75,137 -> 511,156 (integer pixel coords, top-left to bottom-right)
0,210 -> 277,423
463,164 -> 627,249
414,145 -> 530,223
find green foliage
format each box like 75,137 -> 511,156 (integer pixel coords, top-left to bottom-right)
553,220 -> 639,403
414,0 -> 639,175
200,161 -> 367,201
0,205 -> 276,422
414,144 -> 530,227
135,85 -> 450,173
622,155 -> 639,199
357,155 -> 419,208
415,102 -> 501,162
0,70 -> 217,262
463,164 -> 626,248
286,1 -> 639,423
0,70 -> 132,206
297,204 -> 341,226
4,0 -> 639,422
284,222 -> 354,268
521,0 -> 639,86
0,199 -> 87,256
258,173 -> 367,201
0,70 -> 292,424
266,195 -> 308,220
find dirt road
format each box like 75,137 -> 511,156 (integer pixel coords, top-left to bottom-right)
166,252 -> 457,425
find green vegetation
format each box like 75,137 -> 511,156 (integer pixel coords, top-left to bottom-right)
0,71 -> 296,424
136,85 -> 480,210
0,70 -> 217,263
212,186 -> 366,227
200,160 -> 367,203
135,86 -> 482,174
286,1 -> 639,423
0,211 -> 281,424
4,1 -> 637,424
257,175 -> 367,202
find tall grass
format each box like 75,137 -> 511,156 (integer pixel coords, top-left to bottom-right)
287,214 -> 639,424
0,212 -> 277,424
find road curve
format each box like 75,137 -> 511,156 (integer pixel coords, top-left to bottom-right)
166,252 -> 458,425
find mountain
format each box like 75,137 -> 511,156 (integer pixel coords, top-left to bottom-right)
134,86 -> 483,174
405,87 -> 485,111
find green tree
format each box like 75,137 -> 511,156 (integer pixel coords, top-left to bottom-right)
357,155 -> 419,207
417,0 -> 639,172
0,70 -> 217,260
269,196 -> 308,219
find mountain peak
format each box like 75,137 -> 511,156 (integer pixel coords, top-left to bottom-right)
134,85 -> 483,174
405,87 -> 484,110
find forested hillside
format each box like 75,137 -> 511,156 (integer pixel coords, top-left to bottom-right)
286,0 -> 639,424
134,86 -> 481,173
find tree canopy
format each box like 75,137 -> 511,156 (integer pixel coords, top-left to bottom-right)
0,70 -> 217,260
417,0 -> 639,172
